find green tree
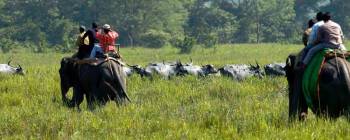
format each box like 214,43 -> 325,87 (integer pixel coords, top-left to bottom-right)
93,0 -> 188,47
233,0 -> 298,43
0,0 -> 76,50
185,0 -> 237,45
295,0 -> 350,38
322,0 -> 350,38
1,0 -> 344,50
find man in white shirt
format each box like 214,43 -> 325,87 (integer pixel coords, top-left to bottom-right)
299,12 -> 324,66
307,12 -> 325,46
302,12 -> 346,65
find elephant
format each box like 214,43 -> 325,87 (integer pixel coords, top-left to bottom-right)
59,57 -> 130,109
285,52 -> 350,120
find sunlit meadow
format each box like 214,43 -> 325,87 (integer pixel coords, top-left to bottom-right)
1,44 -> 350,139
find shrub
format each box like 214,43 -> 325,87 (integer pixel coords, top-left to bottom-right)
54,37 -> 76,53
174,36 -> 196,54
0,38 -> 15,53
33,41 -> 48,53
139,30 -> 170,48
201,33 -> 218,48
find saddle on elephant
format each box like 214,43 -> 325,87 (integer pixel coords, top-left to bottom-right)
74,51 -> 124,66
302,49 -> 350,109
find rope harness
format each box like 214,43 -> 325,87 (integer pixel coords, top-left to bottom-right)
317,57 -> 326,112
316,49 -> 348,111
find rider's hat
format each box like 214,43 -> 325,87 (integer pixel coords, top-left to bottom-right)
103,24 -> 111,30
79,25 -> 86,31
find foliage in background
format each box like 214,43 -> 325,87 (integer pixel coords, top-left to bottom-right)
184,0 -> 237,44
174,36 -> 196,54
0,0 -> 348,52
0,38 -> 14,53
2,44 -> 350,139
295,0 -> 350,38
139,30 -> 171,48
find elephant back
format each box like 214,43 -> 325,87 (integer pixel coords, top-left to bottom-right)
303,49 -> 350,115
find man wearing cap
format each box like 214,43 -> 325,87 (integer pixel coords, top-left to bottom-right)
96,24 -> 119,54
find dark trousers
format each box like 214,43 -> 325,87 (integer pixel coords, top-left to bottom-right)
77,45 -> 93,59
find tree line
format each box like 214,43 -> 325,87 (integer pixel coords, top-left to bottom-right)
0,0 -> 348,52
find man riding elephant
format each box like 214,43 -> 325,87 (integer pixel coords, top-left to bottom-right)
301,12 -> 346,67
96,24 -> 120,58
302,19 -> 316,47
59,56 -> 130,109
74,25 -> 90,59
286,12 -> 350,120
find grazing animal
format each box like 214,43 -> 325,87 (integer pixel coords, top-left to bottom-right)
130,65 -> 150,77
0,61 -> 24,75
286,52 -> 350,120
264,63 -> 286,76
122,65 -> 149,77
218,64 -> 263,80
144,61 -> 186,78
182,63 -> 218,77
59,57 -> 130,109
122,65 -> 133,77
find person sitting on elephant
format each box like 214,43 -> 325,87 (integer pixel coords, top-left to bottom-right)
78,22 -> 104,59
296,12 -> 324,67
307,12 -> 325,47
302,12 -> 346,66
75,25 -> 90,59
302,19 -> 316,47
75,25 -> 89,47
96,24 -> 119,54
298,12 -> 324,62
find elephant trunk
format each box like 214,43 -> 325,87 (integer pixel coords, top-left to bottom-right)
60,79 -> 71,105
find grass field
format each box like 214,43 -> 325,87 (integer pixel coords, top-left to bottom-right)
1,44 -> 350,139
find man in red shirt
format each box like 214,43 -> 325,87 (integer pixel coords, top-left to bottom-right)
96,24 -> 119,53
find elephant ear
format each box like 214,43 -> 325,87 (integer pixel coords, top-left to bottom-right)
286,57 -> 291,67
285,55 -> 297,71
113,63 -> 131,103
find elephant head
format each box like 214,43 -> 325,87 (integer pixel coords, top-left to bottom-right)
59,57 -> 78,104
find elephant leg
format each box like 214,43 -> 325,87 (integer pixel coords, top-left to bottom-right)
298,90 -> 308,120
61,85 -> 71,106
97,81 -> 119,106
343,104 -> 350,120
103,80 -> 129,106
289,71 -> 308,121
298,79 -> 308,120
86,93 -> 96,110
93,87 -> 108,107
289,83 -> 299,120
69,86 -> 84,108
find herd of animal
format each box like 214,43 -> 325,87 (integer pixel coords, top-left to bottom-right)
0,60 -> 286,80
3,55 -> 350,120
122,60 -> 286,80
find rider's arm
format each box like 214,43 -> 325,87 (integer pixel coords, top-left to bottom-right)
311,27 -> 323,46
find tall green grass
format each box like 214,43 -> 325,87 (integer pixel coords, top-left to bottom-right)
1,44 -> 350,139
